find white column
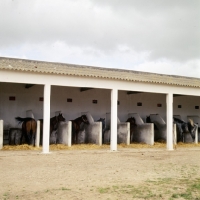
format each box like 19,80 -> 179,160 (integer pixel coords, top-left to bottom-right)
0,120 -> 3,149
99,121 -> 102,146
42,84 -> 51,153
195,126 -> 198,144
173,123 -> 177,146
127,122 -> 130,145
166,93 -> 173,150
67,121 -> 72,147
36,120 -> 40,147
110,89 -> 118,151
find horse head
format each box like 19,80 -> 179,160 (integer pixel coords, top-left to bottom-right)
174,117 -> 197,142
126,117 -> 136,126
146,116 -> 151,123
130,117 -> 136,124
187,119 -> 198,141
81,115 -> 89,124
57,113 -> 65,122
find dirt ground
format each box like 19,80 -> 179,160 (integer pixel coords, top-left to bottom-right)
1,145 -> 200,200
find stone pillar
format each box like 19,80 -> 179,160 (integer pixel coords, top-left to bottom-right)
127,122 -> 130,145
166,93 -> 173,150
110,89 -> 118,151
173,123 -> 177,145
99,122 -> 102,146
67,121 -> 72,147
36,120 -> 40,147
0,120 -> 3,149
42,84 -> 51,153
195,126 -> 198,144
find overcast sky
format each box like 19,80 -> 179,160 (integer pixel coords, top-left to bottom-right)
0,0 -> 199,78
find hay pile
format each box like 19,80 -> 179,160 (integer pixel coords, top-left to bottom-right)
50,144 -> 109,150
175,142 -> 200,148
2,144 -> 41,151
1,144 -> 110,151
119,142 -> 166,149
1,142 -> 200,151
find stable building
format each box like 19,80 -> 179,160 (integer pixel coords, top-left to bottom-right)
0,57 -> 200,152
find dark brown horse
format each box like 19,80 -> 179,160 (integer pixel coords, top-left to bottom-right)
70,115 -> 89,144
39,113 -> 65,145
126,117 -> 137,143
15,117 -> 37,146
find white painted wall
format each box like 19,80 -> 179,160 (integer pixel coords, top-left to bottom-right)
1,70 -> 200,96
0,83 -> 43,129
0,69 -> 200,151
1,82 -> 200,130
173,95 -> 200,121
51,86 -> 111,121
0,83 -> 111,129
118,91 -> 166,122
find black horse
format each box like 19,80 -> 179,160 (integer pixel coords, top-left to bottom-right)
126,117 -> 137,143
39,113 -> 65,145
146,116 -> 159,130
173,117 -> 197,142
70,115 -> 89,144
15,117 -> 37,146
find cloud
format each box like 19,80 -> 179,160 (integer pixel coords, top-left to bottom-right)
0,0 -> 199,77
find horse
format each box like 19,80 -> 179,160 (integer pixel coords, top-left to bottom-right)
126,117 -> 137,143
146,116 -> 159,130
39,113 -> 65,145
15,117 -> 37,146
70,115 -> 89,144
173,117 -> 198,142
97,118 -> 106,144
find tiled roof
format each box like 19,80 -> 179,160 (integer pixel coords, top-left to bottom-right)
0,57 -> 200,88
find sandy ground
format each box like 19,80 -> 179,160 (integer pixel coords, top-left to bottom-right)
1,146 -> 200,200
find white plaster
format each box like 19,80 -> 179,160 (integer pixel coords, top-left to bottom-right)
173,123 -> 177,146
42,84 -> 51,153
195,127 -> 198,144
0,69 -> 200,151
0,120 -> 3,149
166,93 -> 174,150
110,89 -> 118,151
36,120 -> 40,147
126,122 -> 130,145
68,121 -> 72,147
26,110 -> 34,118
1,70 -> 200,96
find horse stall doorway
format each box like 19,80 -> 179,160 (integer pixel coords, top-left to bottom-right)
173,94 -> 200,143
49,85 -> 111,150
0,82 -> 44,148
117,90 -> 168,148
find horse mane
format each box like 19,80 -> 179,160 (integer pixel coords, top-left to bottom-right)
15,117 -> 35,124
126,117 -> 137,127
50,115 -> 57,122
173,117 -> 186,124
